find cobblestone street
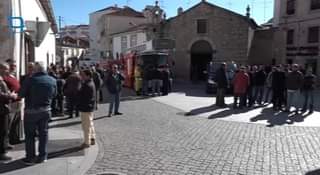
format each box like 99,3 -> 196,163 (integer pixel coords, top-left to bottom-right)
86,87 -> 320,175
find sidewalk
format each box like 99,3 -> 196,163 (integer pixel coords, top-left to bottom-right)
0,117 -> 98,175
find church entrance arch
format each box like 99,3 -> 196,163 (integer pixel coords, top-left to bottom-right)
190,40 -> 213,81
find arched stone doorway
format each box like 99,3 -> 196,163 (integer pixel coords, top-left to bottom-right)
190,40 -> 213,81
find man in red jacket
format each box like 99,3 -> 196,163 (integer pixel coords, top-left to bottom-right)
3,59 -> 21,149
233,66 -> 250,109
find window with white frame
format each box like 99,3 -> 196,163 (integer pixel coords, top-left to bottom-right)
121,36 -> 128,51
130,34 -> 138,47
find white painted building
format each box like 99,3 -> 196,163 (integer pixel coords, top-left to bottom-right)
60,25 -> 89,40
89,6 -> 147,60
57,36 -> 89,67
0,0 -> 57,77
111,25 -> 149,58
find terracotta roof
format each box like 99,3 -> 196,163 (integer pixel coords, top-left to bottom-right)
167,1 -> 259,29
108,7 -> 145,18
39,0 -> 58,33
92,6 -> 121,14
111,23 -> 151,36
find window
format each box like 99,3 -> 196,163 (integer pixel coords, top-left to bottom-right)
287,29 -> 294,45
197,19 -> 207,34
130,34 -> 137,47
286,0 -> 295,15
311,0 -> 320,10
308,26 -> 319,43
121,36 -> 127,51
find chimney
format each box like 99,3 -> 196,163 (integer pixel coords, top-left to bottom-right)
246,5 -> 250,18
177,7 -> 183,15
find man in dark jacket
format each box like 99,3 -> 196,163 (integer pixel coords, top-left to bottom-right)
106,65 -> 124,117
79,69 -> 96,148
285,64 -> 303,113
272,65 -> 286,111
64,71 -> 81,118
19,62 -> 57,164
301,69 -> 316,113
253,65 -> 266,105
0,63 -> 17,161
91,67 -> 103,109
215,63 -> 228,107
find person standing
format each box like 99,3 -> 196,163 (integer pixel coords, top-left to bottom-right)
95,64 -> 105,102
285,64 -> 303,114
19,62 -> 57,164
106,65 -> 124,117
0,63 -> 17,161
233,66 -> 250,109
3,59 -> 21,147
91,66 -> 103,110
301,69 -> 316,113
64,70 -> 81,118
215,63 -> 228,107
264,66 -> 275,104
78,69 -> 96,148
253,65 -> 266,105
56,71 -> 66,115
272,65 -> 286,111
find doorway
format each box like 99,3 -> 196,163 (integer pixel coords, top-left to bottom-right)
190,40 -> 213,81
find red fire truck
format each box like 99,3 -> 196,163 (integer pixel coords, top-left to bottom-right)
118,50 -> 171,94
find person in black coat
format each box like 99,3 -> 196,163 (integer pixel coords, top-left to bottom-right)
79,69 -> 96,148
215,63 -> 228,107
272,66 -> 286,110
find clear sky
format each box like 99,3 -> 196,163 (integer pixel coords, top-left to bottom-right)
51,0 -> 274,27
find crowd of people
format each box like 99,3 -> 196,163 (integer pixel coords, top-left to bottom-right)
215,63 -> 317,114
0,59 -> 126,164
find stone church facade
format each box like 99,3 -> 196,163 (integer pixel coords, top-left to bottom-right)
162,1 -> 258,80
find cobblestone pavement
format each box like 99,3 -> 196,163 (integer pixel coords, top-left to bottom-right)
86,96 -> 320,175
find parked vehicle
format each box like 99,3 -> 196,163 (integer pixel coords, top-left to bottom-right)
109,50 -> 173,95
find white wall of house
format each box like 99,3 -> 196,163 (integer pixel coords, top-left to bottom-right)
9,0 -> 56,76
112,31 -> 147,58
89,10 -> 117,61
90,9 -> 146,60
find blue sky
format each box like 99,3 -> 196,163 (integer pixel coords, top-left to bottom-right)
51,0 -> 274,27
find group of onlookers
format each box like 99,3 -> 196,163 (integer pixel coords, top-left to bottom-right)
215,63 -> 317,114
141,65 -> 172,96
0,60 -> 125,165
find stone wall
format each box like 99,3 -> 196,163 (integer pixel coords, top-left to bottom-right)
163,2 -> 252,79
0,0 -> 13,61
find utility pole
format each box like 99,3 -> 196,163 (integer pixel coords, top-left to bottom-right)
58,16 -> 62,33
58,16 -> 64,66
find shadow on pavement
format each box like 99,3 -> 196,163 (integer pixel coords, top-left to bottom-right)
48,146 -> 84,159
250,107 -> 312,127
49,115 -> 107,129
0,145 -> 84,174
0,159 -> 29,174
184,105 -> 218,116
305,169 -> 320,175
207,107 -> 252,120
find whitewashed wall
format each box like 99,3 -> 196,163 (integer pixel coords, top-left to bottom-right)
10,0 -> 56,75
112,31 -> 147,58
